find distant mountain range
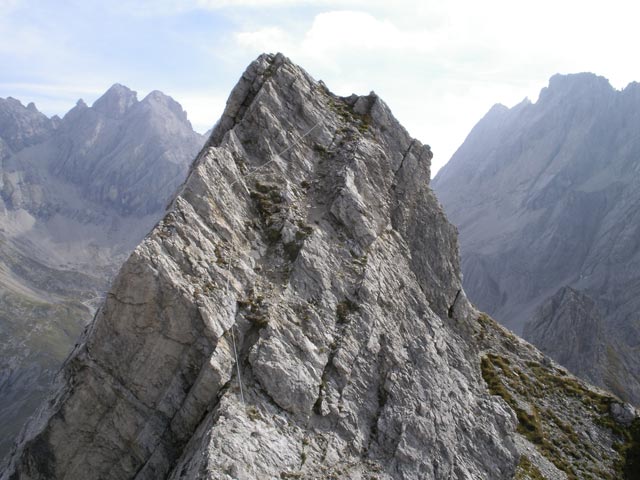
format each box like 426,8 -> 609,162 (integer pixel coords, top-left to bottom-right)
433,73 -> 640,405
0,86 -> 205,457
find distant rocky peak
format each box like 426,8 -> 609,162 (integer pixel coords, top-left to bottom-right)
3,97 -> 23,108
486,103 -> 509,116
538,72 -> 614,103
140,90 -> 189,123
0,97 -> 40,115
92,83 -> 138,117
622,81 -> 640,101
0,96 -> 56,151
59,99 -> 89,125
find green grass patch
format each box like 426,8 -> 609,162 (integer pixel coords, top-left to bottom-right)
514,455 -> 545,480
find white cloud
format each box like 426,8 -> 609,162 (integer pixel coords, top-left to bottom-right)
303,11 -> 434,53
168,92 -> 227,133
0,0 -> 20,13
230,3 -> 640,173
236,27 -> 291,52
5,0 -> 640,175
236,10 -> 435,57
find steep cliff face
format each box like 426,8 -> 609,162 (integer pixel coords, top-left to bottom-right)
2,55 -> 638,480
523,287 -> 639,402
523,287 -> 606,384
432,73 -> 640,405
0,89 -> 204,458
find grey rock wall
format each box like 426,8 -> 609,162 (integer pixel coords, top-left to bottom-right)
3,55 -> 636,480
1,53 -> 520,480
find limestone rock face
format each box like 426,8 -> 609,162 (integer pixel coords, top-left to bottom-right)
432,73 -> 640,405
1,53 -> 520,480
3,55 -> 637,480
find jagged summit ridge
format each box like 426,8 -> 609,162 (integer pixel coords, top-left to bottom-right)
92,83 -> 138,117
2,52 -> 519,479
0,96 -> 56,154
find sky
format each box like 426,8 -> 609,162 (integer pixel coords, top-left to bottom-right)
2,0 -> 640,175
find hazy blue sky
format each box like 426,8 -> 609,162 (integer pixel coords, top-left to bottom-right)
2,0 -> 639,173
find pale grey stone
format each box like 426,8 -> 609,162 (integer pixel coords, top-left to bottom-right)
3,54 -> 633,480
1,53 -> 519,480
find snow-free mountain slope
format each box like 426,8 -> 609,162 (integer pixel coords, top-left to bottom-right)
2,54 -> 638,480
432,73 -> 640,405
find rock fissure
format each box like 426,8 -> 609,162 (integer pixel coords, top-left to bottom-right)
394,139 -> 416,177
106,293 -> 147,307
448,289 -> 462,319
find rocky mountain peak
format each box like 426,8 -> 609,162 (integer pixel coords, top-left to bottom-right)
139,90 -> 191,126
0,96 -> 55,152
2,54 -> 638,480
1,52 -> 517,479
92,83 -> 138,117
61,99 -> 88,123
538,72 -> 613,104
38,83 -> 204,216
433,66 -> 640,408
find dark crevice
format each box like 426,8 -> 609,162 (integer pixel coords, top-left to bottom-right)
448,289 -> 462,318
107,292 -> 147,307
366,335 -> 389,456
393,139 -> 416,177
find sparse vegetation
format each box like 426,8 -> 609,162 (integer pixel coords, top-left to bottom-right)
246,405 -> 263,421
479,351 -> 638,479
238,292 -> 269,326
327,97 -> 371,134
250,182 -> 284,244
514,455 -> 545,480
295,221 -> 314,240
313,143 -> 329,156
336,299 -> 359,323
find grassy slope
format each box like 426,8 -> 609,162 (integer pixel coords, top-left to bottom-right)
474,313 -> 639,480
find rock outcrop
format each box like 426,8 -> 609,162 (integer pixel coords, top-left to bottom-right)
523,287 -> 640,403
432,73 -> 640,406
2,55 -> 638,480
523,287 -> 605,383
0,88 -> 204,458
